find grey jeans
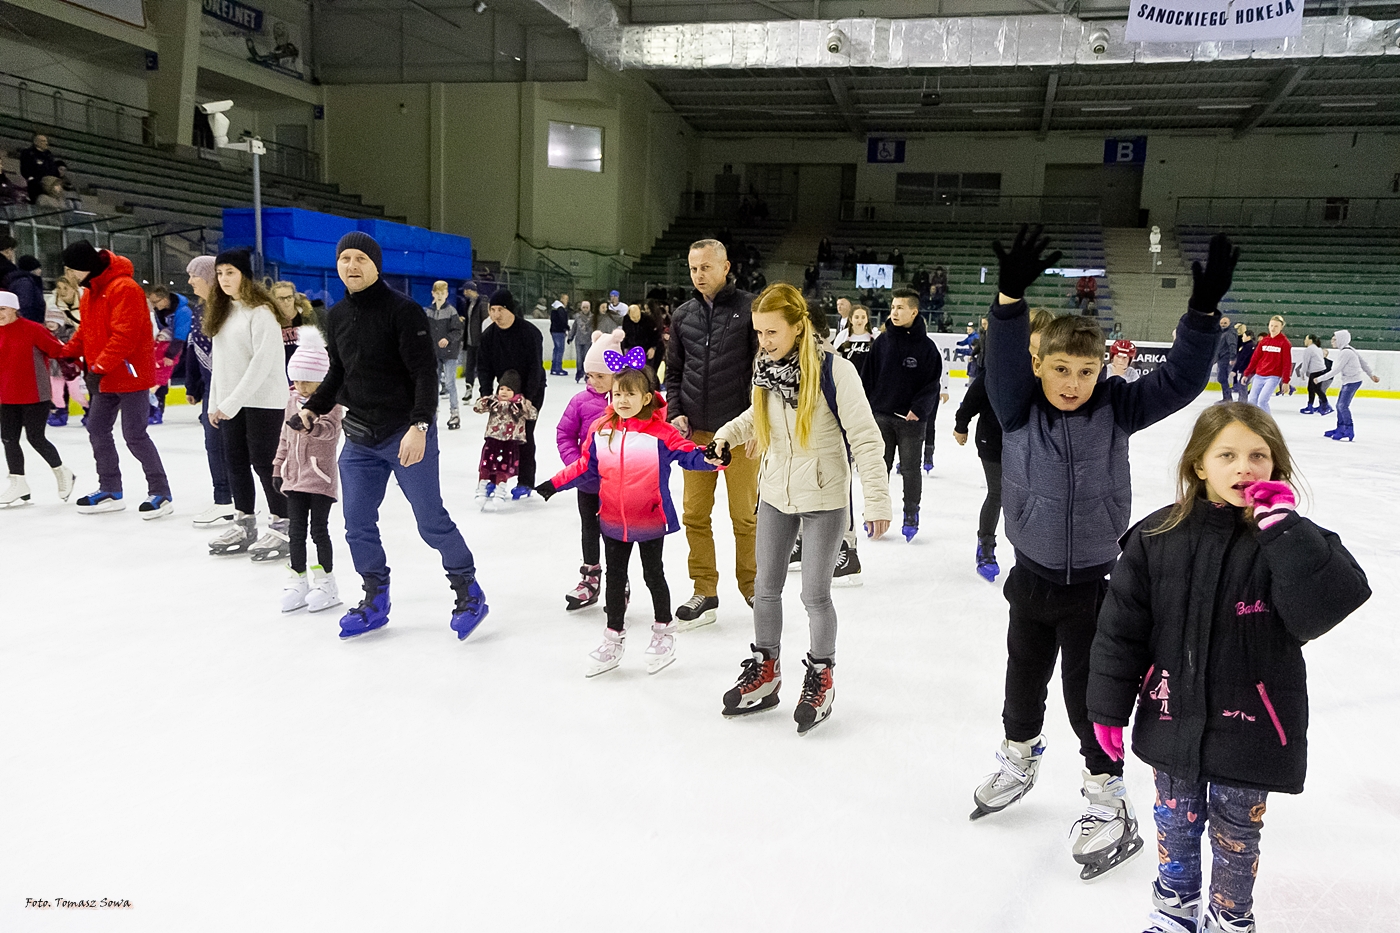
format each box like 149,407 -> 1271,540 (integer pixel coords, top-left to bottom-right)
437,359 -> 459,413
754,500 -> 847,660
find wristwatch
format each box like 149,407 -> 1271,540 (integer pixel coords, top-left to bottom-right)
413,421 -> 429,433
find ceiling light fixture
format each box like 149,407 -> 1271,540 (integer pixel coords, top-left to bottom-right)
1318,101 -> 1378,108
1080,105 -> 1131,112
1197,103 -> 1252,110
474,1 -> 488,12
972,107 -> 1022,113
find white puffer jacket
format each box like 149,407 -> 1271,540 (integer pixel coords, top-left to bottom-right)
715,349 -> 891,522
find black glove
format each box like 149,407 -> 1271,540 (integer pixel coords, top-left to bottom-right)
704,440 -> 732,467
991,224 -> 1063,301
286,412 -> 309,432
1190,233 -> 1240,315
273,477 -> 283,494
534,480 -> 557,501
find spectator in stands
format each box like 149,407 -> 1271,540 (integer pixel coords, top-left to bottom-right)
567,299 -> 593,385
817,237 -> 833,269
478,288 -> 545,495
858,246 -> 877,266
1231,326 -> 1255,403
20,134 -> 66,205
889,248 -> 905,280
0,236 -> 44,324
59,239 -> 173,516
664,238 -> 760,626
549,292 -> 571,376
930,266 -> 948,313
803,263 -> 819,297
1107,321 -> 1125,341
1074,274 -> 1097,310
0,153 -> 28,205
1214,314 -> 1237,403
912,266 -> 931,308
456,280 -> 487,403
750,268 -> 767,292
424,280 -> 463,430
842,246 -> 857,278
36,175 -> 80,211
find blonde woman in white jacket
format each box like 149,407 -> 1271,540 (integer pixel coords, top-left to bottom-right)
204,248 -> 292,558
710,283 -> 892,735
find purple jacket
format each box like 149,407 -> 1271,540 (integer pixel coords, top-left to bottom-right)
556,385 -> 611,493
273,389 -> 343,500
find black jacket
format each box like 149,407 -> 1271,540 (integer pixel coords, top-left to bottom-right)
953,371 -> 1002,462
861,314 -> 943,422
20,146 -> 65,188
1089,499 -> 1370,794
0,256 -> 45,324
457,293 -> 488,349
305,279 -> 438,443
664,280 -> 757,433
549,301 -> 569,334
622,310 -> 664,364
478,317 -> 544,406
1233,340 -> 1256,375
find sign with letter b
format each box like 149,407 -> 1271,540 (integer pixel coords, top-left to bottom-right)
1103,137 -> 1147,164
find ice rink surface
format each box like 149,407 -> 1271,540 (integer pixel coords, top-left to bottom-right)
3,380 -> 1396,932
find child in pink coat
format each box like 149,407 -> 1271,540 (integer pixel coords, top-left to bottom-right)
554,328 -> 623,610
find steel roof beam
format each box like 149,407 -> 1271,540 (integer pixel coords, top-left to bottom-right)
826,76 -> 864,137
1234,65 -> 1309,137
1038,71 -> 1059,136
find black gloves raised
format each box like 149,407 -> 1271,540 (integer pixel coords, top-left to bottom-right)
1190,233 -> 1240,315
991,224 -> 1063,301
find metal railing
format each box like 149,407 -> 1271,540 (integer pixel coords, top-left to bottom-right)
220,137 -> 323,183
840,196 -> 1101,225
679,190 -> 796,222
2,203 -> 214,287
1175,197 -> 1400,229
0,71 -> 154,146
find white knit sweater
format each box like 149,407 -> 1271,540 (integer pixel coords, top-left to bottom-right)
208,299 -> 288,417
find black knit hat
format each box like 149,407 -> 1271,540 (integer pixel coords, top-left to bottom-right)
0,233 -> 15,252
61,239 -> 103,272
18,255 -> 41,272
214,247 -> 254,281
500,369 -> 522,393
489,288 -> 516,312
335,231 -> 382,271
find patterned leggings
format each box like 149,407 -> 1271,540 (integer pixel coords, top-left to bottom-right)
1153,769 -> 1268,918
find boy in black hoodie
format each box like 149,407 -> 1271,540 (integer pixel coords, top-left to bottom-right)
860,287 -> 942,540
969,225 -> 1239,883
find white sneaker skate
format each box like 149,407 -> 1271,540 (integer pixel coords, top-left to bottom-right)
645,622 -> 677,674
970,735 -> 1046,820
306,566 -> 341,612
1072,770 -> 1144,881
1,474 -> 31,506
1142,879 -> 1202,933
1203,907 -> 1256,933
281,573 -> 310,612
586,629 -> 626,677
52,465 -> 75,502
192,502 -> 236,526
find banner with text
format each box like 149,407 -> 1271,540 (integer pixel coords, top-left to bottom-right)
202,0 -> 305,80
1125,0 -> 1302,42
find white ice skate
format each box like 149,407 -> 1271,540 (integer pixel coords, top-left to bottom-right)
1142,878 -> 1202,933
52,465 -> 75,502
474,479 -> 492,503
306,566 -> 341,612
192,503 -> 235,526
1,474 -> 31,506
209,512 -> 258,555
1072,770 -> 1144,881
644,622 -> 677,674
281,572 -> 310,612
586,629 -> 626,677
970,735 -> 1046,820
484,482 -> 509,512
249,518 -> 291,562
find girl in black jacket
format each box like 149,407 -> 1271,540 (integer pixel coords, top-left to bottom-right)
1088,402 -> 1370,933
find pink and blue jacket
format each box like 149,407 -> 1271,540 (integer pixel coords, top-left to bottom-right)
555,385 -> 611,493
550,408 -> 717,543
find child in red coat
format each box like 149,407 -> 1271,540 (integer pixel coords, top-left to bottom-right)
537,359 -> 721,677
0,290 -> 77,504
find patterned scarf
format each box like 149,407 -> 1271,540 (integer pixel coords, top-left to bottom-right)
753,349 -> 802,408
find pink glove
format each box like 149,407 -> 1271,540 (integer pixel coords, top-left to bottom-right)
1245,480 -> 1296,531
1094,723 -> 1124,763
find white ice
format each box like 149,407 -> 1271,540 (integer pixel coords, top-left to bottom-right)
3,381 -> 1397,932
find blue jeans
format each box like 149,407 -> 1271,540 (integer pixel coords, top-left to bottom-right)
1336,380 -> 1360,429
551,332 -> 567,373
338,425 -> 475,582
1215,357 -> 1233,401
1154,769 -> 1268,918
200,394 -> 231,504
437,359 -> 459,413
1246,375 -> 1280,412
573,340 -> 589,381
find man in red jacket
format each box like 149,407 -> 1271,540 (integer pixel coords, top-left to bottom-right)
59,240 -> 172,517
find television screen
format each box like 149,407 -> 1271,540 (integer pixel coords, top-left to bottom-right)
856,263 -> 894,289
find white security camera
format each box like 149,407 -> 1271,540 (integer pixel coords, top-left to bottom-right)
826,28 -> 846,55
198,100 -> 234,115
1088,28 -> 1110,55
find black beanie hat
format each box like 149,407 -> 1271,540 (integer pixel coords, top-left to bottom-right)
500,369 -> 522,393
62,239 -> 103,272
489,288 -> 516,313
18,255 -> 41,272
336,231 -> 382,271
214,247 -> 254,281
0,233 -> 15,252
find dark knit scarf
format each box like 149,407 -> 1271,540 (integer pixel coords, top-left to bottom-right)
753,349 -> 802,408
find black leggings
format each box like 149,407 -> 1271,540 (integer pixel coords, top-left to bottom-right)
603,535 -> 669,632
578,489 -> 601,566
285,490 -> 334,574
220,407 -> 288,518
979,458 -> 1003,539
1307,377 -> 1330,409
1,402 -> 62,474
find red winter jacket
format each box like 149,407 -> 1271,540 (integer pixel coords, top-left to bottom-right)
60,253 -> 155,394
0,317 -> 66,404
1243,333 -> 1292,383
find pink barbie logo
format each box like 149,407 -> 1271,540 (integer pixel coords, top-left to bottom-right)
1149,670 -> 1172,721
1237,599 -> 1268,616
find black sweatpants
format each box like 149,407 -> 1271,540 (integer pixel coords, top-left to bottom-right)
875,412 -> 924,515
1002,565 -> 1120,777
1,402 -> 62,474
220,407 -> 288,518
603,535 -> 669,632
921,395 -> 941,464
285,490 -> 334,574
979,458 -> 1003,539
578,489 -> 601,566
517,416 -> 538,487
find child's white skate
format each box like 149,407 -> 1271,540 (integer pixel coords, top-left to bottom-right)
970,735 -> 1046,820
644,622 -> 677,674
281,572 -> 310,612
1072,770 -> 1144,881
586,629 -> 625,677
306,566 -> 341,612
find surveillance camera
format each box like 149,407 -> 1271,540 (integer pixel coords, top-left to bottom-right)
826,28 -> 846,55
1088,28 -> 1110,55
1381,22 -> 1400,49
198,100 -> 234,115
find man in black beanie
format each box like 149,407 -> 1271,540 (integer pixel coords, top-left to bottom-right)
477,287 -> 544,496
300,232 -> 489,641
0,235 -> 44,323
